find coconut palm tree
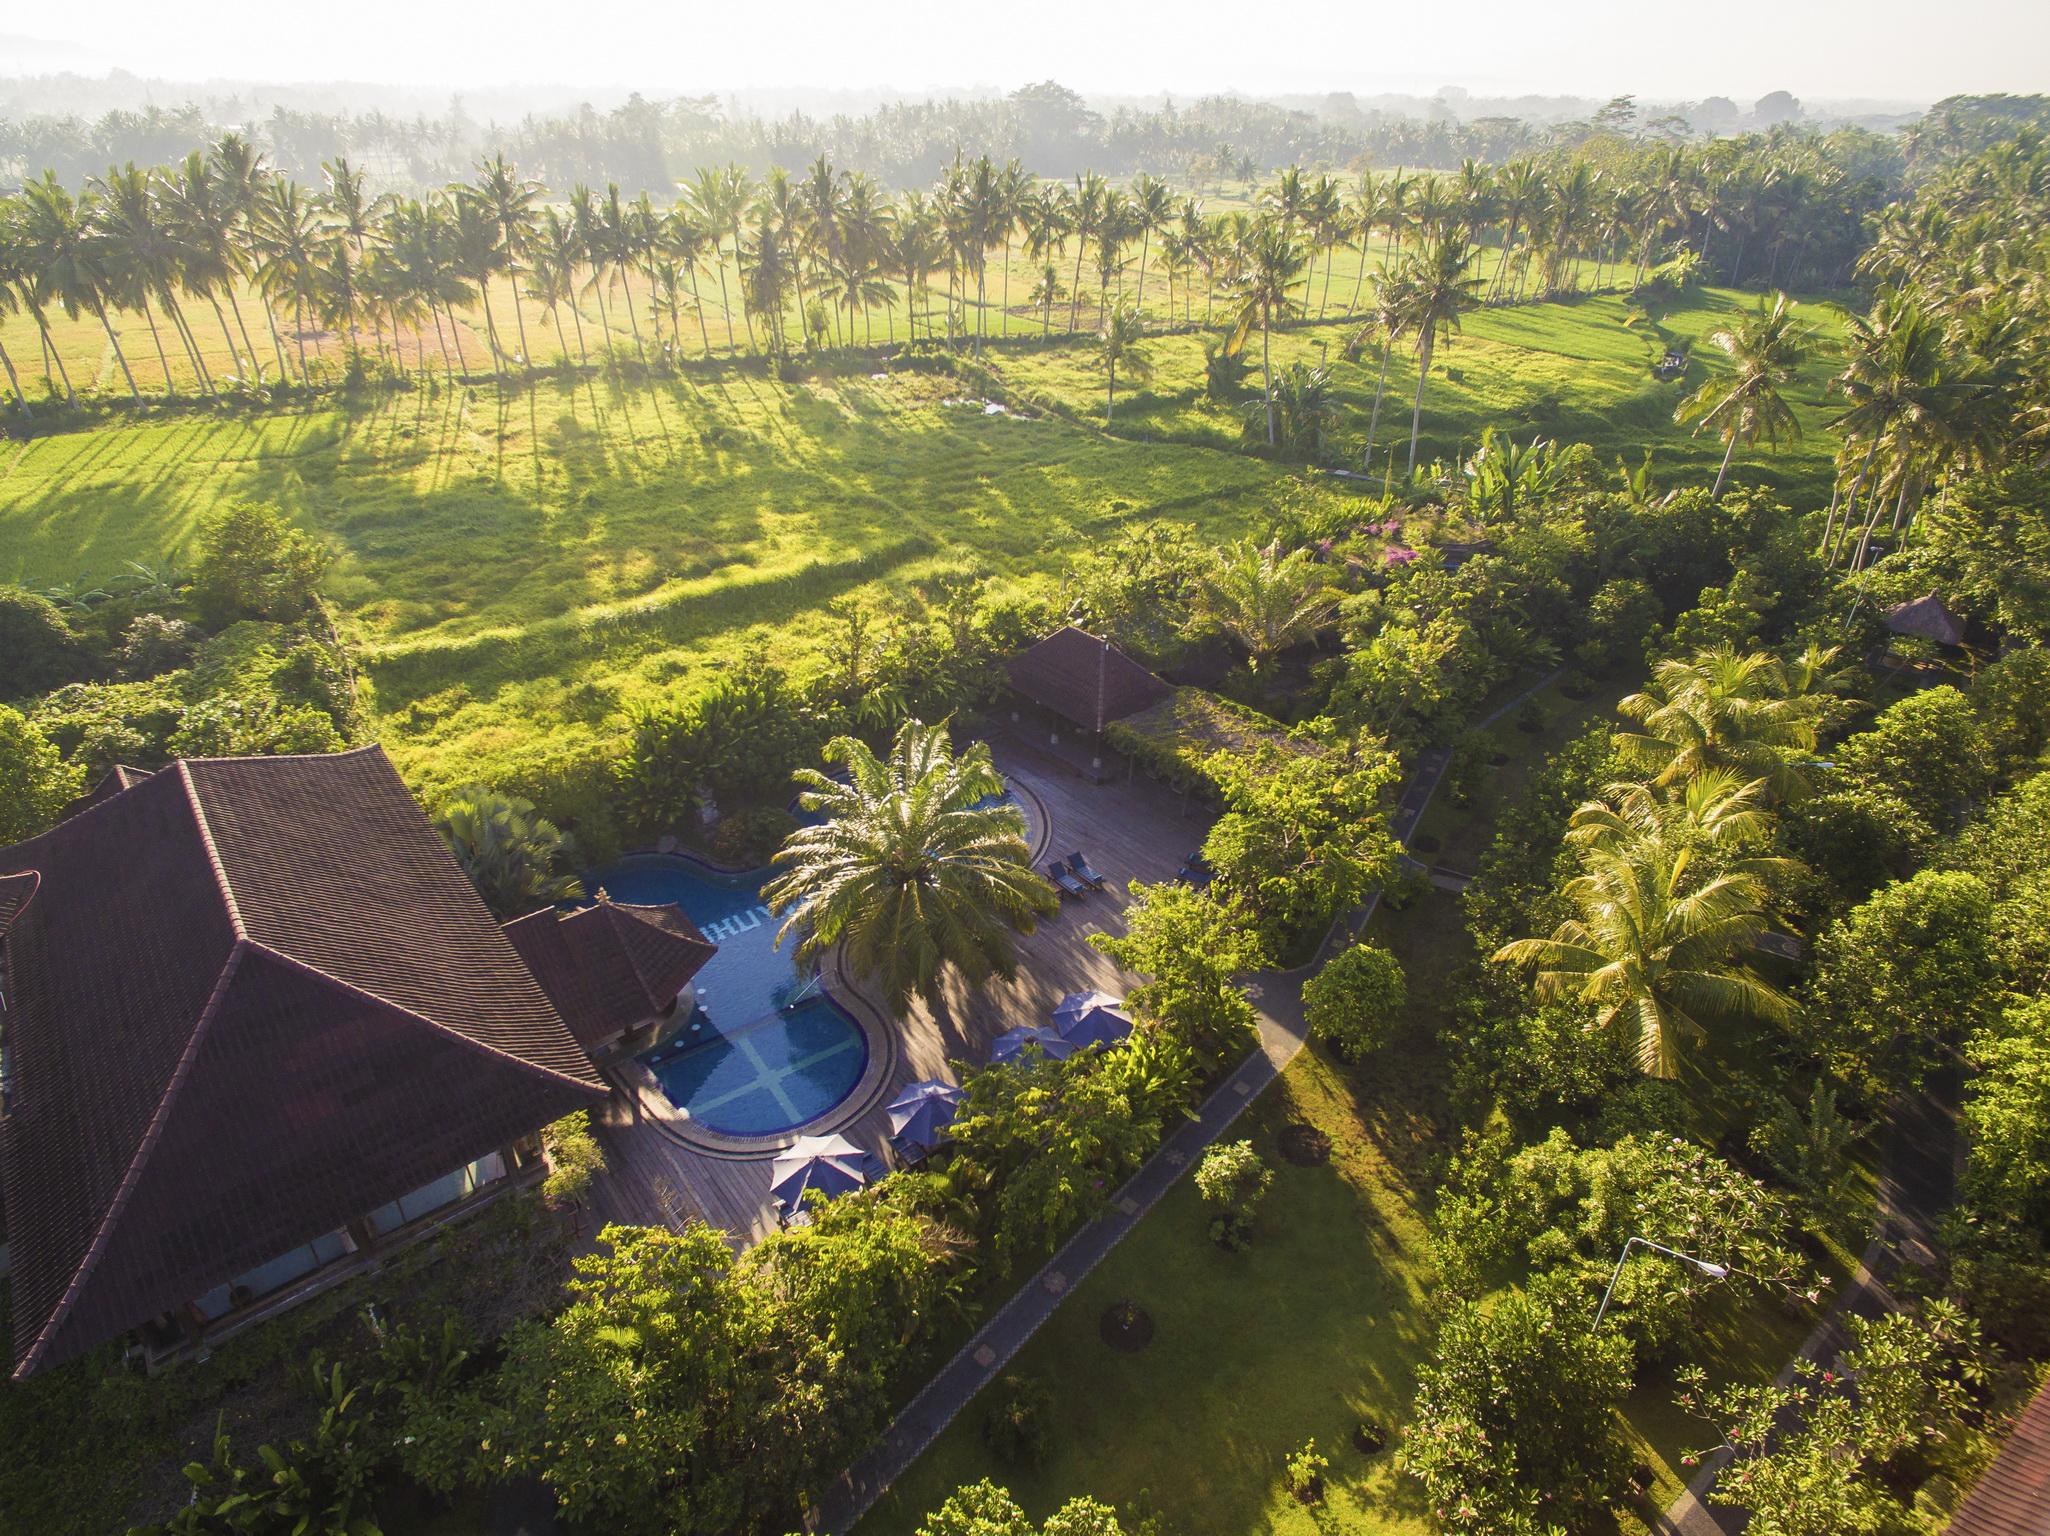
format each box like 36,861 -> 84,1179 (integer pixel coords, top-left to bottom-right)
0,240 -> 32,414
1068,171 -> 1106,334
163,150 -> 258,380
1615,644 -> 1829,797
1129,172 -> 1174,316
473,154 -> 541,368
90,162 -> 216,398
1265,361 -> 1336,460
1493,820 -> 1794,1078
1021,184 -> 1073,338
525,207 -> 587,365
1353,271 -> 1413,470
1197,538 -> 1340,669
1675,291 -> 1810,498
16,171 -> 140,402
762,720 -> 1058,1011
248,176 -> 327,384
448,189 -> 512,373
893,193 -> 945,345
1096,303 -> 1151,423
1391,232 -> 1483,471
1221,220 -> 1307,446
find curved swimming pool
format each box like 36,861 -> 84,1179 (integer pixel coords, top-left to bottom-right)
584,853 -> 870,1137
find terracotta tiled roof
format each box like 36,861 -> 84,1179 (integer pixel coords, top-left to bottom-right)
0,746 -> 606,1379
61,765 -> 154,823
1007,626 -> 1172,733
1948,1379 -> 2050,1536
504,900 -> 715,1053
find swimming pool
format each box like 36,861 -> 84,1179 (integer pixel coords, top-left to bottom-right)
584,853 -> 870,1137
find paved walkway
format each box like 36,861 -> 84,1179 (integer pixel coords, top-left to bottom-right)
1658,1073 -> 1958,1535
811,669 -> 1559,1534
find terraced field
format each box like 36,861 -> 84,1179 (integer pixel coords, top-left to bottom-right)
0,365 -> 1292,801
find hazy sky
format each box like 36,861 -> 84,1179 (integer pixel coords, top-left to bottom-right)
7,0 -> 2048,104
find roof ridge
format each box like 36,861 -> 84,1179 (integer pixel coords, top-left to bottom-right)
14,938 -> 250,1378
175,761 -> 246,942
246,940 -> 607,1095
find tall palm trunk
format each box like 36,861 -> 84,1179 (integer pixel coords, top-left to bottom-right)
549,302 -> 571,365
205,293 -> 242,379
290,299 -> 311,383
138,298 -> 177,397
616,263 -> 647,363
727,224 -> 757,355
1711,432 -> 1739,499
1069,236 -> 1087,334
0,338 -> 29,416
1000,235 -> 1014,333
429,301 -> 456,381
1136,229 -> 1151,313
1364,341 -> 1393,466
166,296 -> 218,398
224,288 -> 264,381
96,306 -> 143,403
477,275 -> 507,373
507,260 -> 533,367
687,269 -> 713,359
1348,249 -> 1369,316
1407,331 -> 1436,472
32,308 -> 77,402
1262,311 -> 1276,447
442,298 -> 469,376
258,295 -> 293,381
1829,436 -> 1884,566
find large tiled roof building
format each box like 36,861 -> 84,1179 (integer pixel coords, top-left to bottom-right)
0,746 -> 610,1378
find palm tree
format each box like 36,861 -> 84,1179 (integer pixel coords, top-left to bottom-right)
1265,361 -> 1336,460
1390,233 -> 1483,471
893,194 -> 945,345
90,163 -> 216,398
0,239 -> 32,414
436,787 -> 585,920
1487,160 -> 1544,304
1493,819 -> 1794,1078
1068,171 -> 1105,334
473,154 -> 541,368
16,172 -> 140,402
1221,221 -> 1307,446
762,721 -> 1058,1011
1354,272 -> 1412,470
248,176 -> 327,384
1825,289 -> 1979,570
1675,291 -> 1810,498
526,207 -> 588,365
1022,184 -> 1073,338
163,150 -> 257,380
1197,538 -> 1340,669
210,133 -> 293,380
1615,644 -> 1828,797
1130,172 -> 1174,316
448,189 -> 511,373
1096,303 -> 1151,423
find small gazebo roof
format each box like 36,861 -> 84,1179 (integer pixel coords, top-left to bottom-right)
503,898 -> 716,1054
1007,626 -> 1171,733
1883,595 -> 1964,646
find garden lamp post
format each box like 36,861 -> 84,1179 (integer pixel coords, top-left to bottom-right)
1592,1236 -> 1729,1331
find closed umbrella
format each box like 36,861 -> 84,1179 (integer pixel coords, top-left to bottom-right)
887,1078 -> 964,1158
770,1133 -> 878,1211
990,1024 -> 1078,1066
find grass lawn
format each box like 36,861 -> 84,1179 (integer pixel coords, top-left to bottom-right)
989,286 -> 1842,499
0,365 -> 1298,805
854,1042 -> 1440,1536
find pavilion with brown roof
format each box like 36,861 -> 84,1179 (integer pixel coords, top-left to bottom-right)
1884,594 -> 1966,647
1007,626 -> 1172,735
0,746 -> 609,1379
504,897 -> 716,1059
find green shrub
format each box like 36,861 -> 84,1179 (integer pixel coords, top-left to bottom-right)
0,585 -> 91,697
1283,1439 -> 1329,1503
709,805 -> 800,868
982,1374 -> 1053,1467
1195,1140 -> 1273,1249
189,503 -> 331,628
1302,941 -> 1407,1060
541,1112 -> 607,1207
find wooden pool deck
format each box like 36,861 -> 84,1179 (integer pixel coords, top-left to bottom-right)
579,727 -> 1214,1245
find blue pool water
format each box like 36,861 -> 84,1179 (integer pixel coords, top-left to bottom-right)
584,854 -> 869,1137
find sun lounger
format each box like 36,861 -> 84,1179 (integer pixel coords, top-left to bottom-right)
1066,851 -> 1107,889
1048,862 -> 1090,898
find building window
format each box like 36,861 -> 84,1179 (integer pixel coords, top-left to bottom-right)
365,1151 -> 507,1237
191,1227 -> 357,1320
